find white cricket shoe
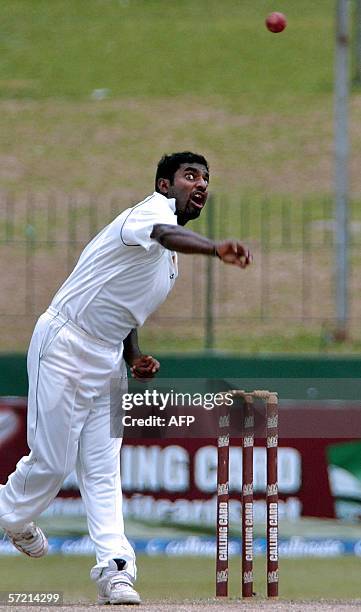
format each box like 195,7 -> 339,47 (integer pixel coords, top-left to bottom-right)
91,559 -> 141,605
5,522 -> 48,558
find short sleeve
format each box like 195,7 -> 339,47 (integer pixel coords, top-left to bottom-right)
120,196 -> 178,251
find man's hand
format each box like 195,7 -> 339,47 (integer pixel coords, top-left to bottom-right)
215,240 -> 253,268
130,354 -> 160,381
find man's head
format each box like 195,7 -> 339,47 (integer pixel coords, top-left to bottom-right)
155,151 -> 209,225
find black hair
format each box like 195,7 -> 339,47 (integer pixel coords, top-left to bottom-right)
155,151 -> 209,192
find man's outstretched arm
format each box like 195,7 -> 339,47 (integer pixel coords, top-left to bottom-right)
151,223 -> 253,269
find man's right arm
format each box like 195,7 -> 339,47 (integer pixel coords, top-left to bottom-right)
151,223 -> 253,269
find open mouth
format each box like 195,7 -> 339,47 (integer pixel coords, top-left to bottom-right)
189,192 -> 206,209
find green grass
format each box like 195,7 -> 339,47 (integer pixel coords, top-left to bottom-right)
0,1 -> 334,108
1,0 -> 361,353
0,0 -> 357,198
0,0 -> 341,195
0,555 -> 360,602
140,328 -> 361,354
0,0 -> 357,199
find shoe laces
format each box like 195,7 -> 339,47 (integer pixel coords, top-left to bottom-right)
7,523 -> 37,539
107,571 -> 133,590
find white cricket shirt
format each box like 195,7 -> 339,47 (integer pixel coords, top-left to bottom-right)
51,192 -> 178,345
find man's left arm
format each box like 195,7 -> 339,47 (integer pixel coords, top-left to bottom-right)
123,328 -> 160,380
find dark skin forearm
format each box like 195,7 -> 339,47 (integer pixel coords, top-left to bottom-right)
123,328 -> 142,366
151,224 -> 216,255
123,328 -> 160,380
150,223 -> 253,268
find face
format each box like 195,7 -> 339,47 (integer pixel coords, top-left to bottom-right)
158,162 -> 209,224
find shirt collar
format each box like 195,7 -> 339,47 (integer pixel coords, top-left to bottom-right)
154,191 -> 177,214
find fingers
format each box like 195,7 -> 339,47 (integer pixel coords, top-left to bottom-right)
138,356 -> 160,373
130,355 -> 160,379
238,249 -> 253,268
216,240 -> 253,268
153,359 -> 160,373
131,372 -> 151,381
227,243 -> 253,268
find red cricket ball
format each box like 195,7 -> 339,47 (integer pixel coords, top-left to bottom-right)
265,12 -> 287,33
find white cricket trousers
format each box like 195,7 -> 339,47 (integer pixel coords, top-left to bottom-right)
0,307 -> 136,577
